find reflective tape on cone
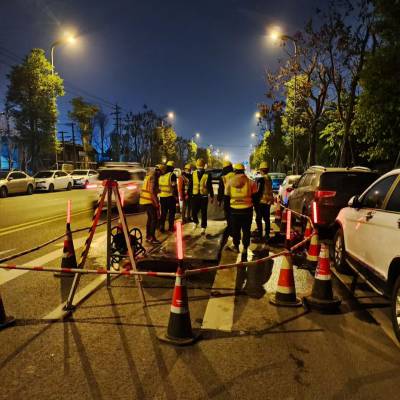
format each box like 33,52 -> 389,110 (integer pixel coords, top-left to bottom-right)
315,244 -> 331,280
306,231 -> 320,262
304,221 -> 312,239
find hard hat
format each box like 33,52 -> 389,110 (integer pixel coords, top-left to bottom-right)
223,160 -> 232,168
233,163 -> 245,171
196,158 -> 205,168
166,160 -> 175,167
259,161 -> 269,170
155,164 -> 162,170
184,163 -> 191,171
158,164 -> 167,173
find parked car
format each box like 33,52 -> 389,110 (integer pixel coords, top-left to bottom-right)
288,166 -> 379,236
34,170 -> 73,192
207,168 -> 223,183
92,165 -> 146,208
278,175 -> 301,206
0,170 -> 35,198
334,169 -> 400,341
71,169 -> 99,188
268,172 -> 286,193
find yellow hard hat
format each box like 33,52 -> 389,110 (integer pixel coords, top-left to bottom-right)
184,163 -> 191,171
259,161 -> 269,169
166,160 -> 175,167
233,163 -> 245,171
196,158 -> 205,168
223,160 -> 232,168
158,164 -> 167,173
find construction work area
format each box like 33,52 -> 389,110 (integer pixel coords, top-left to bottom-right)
1,180 -> 400,400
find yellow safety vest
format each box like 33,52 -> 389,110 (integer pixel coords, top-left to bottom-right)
192,170 -> 209,195
159,172 -> 173,197
222,172 -> 235,187
229,177 -> 253,209
260,176 -> 273,204
139,175 -> 153,205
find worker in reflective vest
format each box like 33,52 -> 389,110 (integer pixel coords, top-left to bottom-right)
158,160 -> 177,233
178,163 -> 192,223
139,165 -> 162,244
254,161 -> 274,242
188,158 -> 214,234
218,160 -> 235,246
225,163 -> 257,262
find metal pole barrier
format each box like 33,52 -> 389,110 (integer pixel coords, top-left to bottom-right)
106,184 -> 112,288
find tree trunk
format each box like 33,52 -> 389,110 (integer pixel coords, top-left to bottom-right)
309,121 -> 317,166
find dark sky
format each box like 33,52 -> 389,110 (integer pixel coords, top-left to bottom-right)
0,0 -> 322,163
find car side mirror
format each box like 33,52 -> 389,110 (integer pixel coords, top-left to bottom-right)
7,177 -> 13,181
348,195 -> 360,208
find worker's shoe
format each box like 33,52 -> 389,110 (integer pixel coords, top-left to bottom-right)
192,223 -> 198,231
201,228 -> 206,235
251,230 -> 259,238
151,237 -> 161,245
145,237 -> 152,243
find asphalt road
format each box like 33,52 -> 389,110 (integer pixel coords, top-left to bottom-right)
1,193 -> 400,399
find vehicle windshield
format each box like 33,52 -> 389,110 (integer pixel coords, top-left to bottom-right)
34,171 -> 53,178
72,170 -> 88,175
0,171 -> 9,179
320,172 -> 379,194
271,178 -> 284,190
98,169 -> 132,181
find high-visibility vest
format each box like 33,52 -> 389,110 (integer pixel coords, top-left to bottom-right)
159,172 -> 173,197
229,177 -> 253,209
260,176 -> 273,204
139,175 -> 153,205
192,170 -> 209,195
222,172 -> 235,187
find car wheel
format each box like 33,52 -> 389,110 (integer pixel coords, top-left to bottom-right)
26,184 -> 33,195
391,275 -> 400,343
48,183 -> 54,193
333,228 -> 351,274
0,186 -> 7,198
66,182 -> 72,191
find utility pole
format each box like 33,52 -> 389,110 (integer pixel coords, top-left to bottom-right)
111,104 -> 122,161
65,122 -> 77,167
58,131 -> 68,163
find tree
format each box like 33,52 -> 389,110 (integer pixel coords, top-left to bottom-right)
68,97 -> 99,159
5,48 -> 64,171
187,140 -> 197,164
94,108 -> 109,159
160,125 -> 177,162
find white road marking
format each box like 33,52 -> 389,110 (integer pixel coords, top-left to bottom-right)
0,249 -> 17,256
0,234 -> 106,286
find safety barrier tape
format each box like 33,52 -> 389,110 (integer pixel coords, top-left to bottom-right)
0,264 -> 176,278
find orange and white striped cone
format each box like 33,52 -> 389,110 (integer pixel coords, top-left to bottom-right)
0,290 -> 15,330
54,222 -> 78,278
304,243 -> 341,311
270,253 -> 302,307
304,230 -> 320,270
304,221 -> 312,240
159,266 -> 200,345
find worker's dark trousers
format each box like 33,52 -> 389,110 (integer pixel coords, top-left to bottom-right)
182,196 -> 192,222
231,208 -> 253,249
160,196 -> 176,231
255,203 -> 271,238
192,195 -> 208,228
141,204 -> 158,239
222,201 -> 232,242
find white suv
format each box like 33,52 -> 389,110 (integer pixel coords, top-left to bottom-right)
334,169 -> 400,341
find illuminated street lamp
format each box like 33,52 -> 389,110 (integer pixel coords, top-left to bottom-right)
268,26 -> 298,174
50,31 -> 76,75
250,132 -> 256,138
254,111 -> 261,119
167,111 -> 175,120
195,132 -> 200,139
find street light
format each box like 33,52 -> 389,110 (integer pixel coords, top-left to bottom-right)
195,132 -> 200,139
268,26 -> 298,174
254,112 -> 261,119
250,132 -> 256,138
167,111 -> 175,120
50,31 -> 76,75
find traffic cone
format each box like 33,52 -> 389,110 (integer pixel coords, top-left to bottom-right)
270,253 -> 302,307
0,291 -> 15,330
304,220 -> 312,239
279,208 -> 287,234
54,222 -> 77,277
304,230 -> 320,270
304,243 -> 341,311
159,266 -> 200,345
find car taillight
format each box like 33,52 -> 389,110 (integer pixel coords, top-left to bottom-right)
286,187 -> 293,193
126,184 -> 138,190
315,190 -> 336,199
312,201 -> 318,224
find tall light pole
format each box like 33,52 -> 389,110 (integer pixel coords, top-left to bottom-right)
50,32 -> 76,75
269,28 -> 298,174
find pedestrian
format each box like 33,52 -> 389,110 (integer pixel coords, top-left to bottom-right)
139,165 -> 162,244
178,163 -> 192,223
189,158 -> 214,235
158,160 -> 178,233
254,161 -> 274,243
225,163 -> 257,262
217,160 -> 235,246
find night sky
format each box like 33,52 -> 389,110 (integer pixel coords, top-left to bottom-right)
0,0 -> 322,163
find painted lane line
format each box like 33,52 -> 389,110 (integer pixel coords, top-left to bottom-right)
0,208 -> 93,237
0,249 -> 17,256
